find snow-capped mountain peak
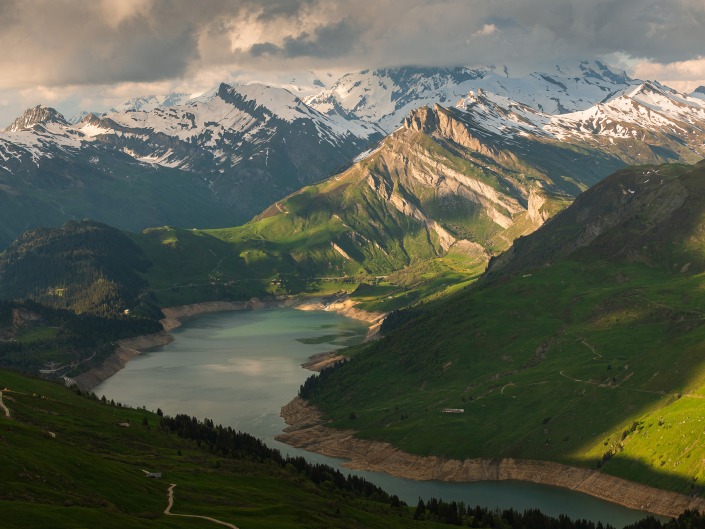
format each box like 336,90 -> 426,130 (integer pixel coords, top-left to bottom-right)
216,82 -> 315,123
691,86 -> 705,101
616,81 -> 705,122
306,62 -> 639,132
109,92 -> 191,113
4,106 -> 68,132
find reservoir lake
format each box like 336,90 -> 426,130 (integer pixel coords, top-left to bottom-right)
95,307 -> 653,527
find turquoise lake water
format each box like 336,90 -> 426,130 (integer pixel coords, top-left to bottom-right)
95,307 -> 655,527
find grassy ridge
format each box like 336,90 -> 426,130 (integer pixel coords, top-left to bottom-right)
7,368 -> 691,529
1,368 -> 458,529
302,161 -> 705,495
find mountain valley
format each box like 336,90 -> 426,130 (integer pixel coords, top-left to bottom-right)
298,160 -> 705,496
2,60 -> 705,523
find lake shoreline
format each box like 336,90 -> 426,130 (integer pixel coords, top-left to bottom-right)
75,295 -> 383,391
275,398 -> 705,519
78,298 -> 703,520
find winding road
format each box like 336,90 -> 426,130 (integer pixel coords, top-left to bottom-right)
0,391 -> 10,418
164,483 -> 239,529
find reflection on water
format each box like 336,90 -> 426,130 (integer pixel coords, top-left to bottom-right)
95,307 -> 654,527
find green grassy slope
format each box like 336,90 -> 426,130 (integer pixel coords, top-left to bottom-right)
4,368 -> 686,529
1,368 -> 459,529
302,161 -> 705,496
133,121 -> 577,308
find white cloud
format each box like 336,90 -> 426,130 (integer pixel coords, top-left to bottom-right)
472,23 -> 498,38
633,57 -> 705,92
2,0 -> 705,125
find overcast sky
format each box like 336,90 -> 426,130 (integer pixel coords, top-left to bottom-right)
1,0 -> 704,126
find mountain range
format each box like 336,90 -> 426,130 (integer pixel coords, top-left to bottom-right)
131,75 -> 705,303
301,159 -> 705,496
1,61 -> 704,252
2,59 -> 705,508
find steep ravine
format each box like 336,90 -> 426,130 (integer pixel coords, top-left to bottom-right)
276,399 -> 705,519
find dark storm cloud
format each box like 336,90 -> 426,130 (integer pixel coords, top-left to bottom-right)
0,0 -> 318,88
250,19 -> 361,59
483,0 -> 705,64
1,0 -> 704,90
254,0 -> 318,21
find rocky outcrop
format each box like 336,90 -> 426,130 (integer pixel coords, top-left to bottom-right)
528,187 -> 549,224
5,105 -> 68,132
405,105 -> 499,160
277,397 -> 705,518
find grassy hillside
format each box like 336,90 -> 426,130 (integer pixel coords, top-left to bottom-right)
0,368 -> 446,528
3,368 -> 672,529
302,161 -> 705,495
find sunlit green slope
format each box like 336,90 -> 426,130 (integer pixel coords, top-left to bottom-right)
0,368 -> 453,529
303,160 -> 705,495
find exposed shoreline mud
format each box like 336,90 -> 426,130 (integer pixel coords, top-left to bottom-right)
76,295 -> 382,390
73,331 -> 174,390
276,397 -> 705,519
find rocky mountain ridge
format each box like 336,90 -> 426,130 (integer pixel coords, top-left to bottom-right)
1,61 -> 704,254
305,61 -> 637,132
297,160 -> 705,499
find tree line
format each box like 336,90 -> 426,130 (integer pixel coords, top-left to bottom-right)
0,299 -> 161,373
159,413 -> 401,505
0,220 -> 154,316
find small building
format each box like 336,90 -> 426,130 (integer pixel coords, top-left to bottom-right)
146,472 -> 162,479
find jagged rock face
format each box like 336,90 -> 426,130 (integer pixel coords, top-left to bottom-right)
0,83 -> 382,248
4,106 -> 68,132
361,109 -> 567,256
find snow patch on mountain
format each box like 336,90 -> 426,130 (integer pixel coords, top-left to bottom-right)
544,82 -> 705,142
109,93 -> 192,113
307,61 -> 638,132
